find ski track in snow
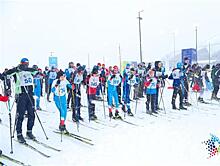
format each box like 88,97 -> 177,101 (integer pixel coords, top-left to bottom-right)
1,87 -> 220,166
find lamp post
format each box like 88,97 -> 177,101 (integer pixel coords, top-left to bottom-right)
195,26 -> 198,63
137,10 -> 144,63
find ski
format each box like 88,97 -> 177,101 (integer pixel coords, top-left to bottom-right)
145,111 -> 158,117
112,117 -> 139,126
93,120 -> 118,128
14,140 -> 50,158
30,139 -> 61,152
53,131 -> 94,146
0,153 -> 29,166
67,119 -> 100,131
79,122 -> 100,131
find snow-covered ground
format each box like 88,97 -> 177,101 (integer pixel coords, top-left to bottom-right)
1,85 -> 220,166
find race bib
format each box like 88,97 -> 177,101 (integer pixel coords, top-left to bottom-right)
128,76 -> 136,86
89,76 -> 99,88
109,74 -> 121,86
172,69 -> 182,79
74,74 -> 83,84
49,71 -> 57,79
19,71 -> 34,86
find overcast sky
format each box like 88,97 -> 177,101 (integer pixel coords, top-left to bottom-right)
1,0 -> 220,70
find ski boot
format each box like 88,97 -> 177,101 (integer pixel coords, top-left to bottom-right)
90,114 -> 98,121
127,109 -> 134,116
122,104 -> 126,113
78,116 -> 84,121
17,134 -> 26,144
198,97 -> 205,103
152,110 -> 158,114
179,104 -> 187,110
59,124 -> 69,134
26,131 -> 36,140
109,107 -> 113,118
172,103 -> 177,110
36,107 -> 42,111
109,112 -> 113,119
114,110 -> 122,119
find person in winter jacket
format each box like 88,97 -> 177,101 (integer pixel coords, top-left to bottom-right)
33,66 -> 44,110
168,62 -> 187,110
107,65 -> 122,119
4,58 -> 38,143
86,67 -> 100,120
144,69 -> 159,114
193,64 -> 210,103
51,70 -> 74,132
211,63 -> 220,100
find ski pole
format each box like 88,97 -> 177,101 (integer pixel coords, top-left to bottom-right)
2,77 -> 13,154
57,85 -> 63,142
23,86 -> 49,140
74,85 -> 79,132
101,90 -> 106,119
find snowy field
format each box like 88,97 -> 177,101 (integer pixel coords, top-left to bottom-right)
1,85 -> 220,166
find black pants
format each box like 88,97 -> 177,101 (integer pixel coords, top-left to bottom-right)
146,94 -> 156,112
212,82 -> 219,98
138,80 -> 144,98
117,84 -> 122,104
74,90 -> 81,118
47,83 -> 52,100
67,89 -> 73,108
172,86 -> 183,106
16,93 -> 35,135
183,79 -> 189,101
87,94 -> 95,117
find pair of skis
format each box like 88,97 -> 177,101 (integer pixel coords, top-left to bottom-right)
53,130 -> 94,146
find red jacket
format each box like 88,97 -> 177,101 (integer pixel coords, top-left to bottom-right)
0,95 -> 9,102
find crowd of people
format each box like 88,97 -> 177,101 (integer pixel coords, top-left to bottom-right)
0,57 -> 220,144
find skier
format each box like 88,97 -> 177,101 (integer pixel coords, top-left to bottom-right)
86,66 -> 100,120
33,66 -> 44,110
137,63 -> 146,98
0,93 -> 9,123
154,61 -> 168,110
65,62 -> 75,109
107,65 -> 122,119
122,67 -> 137,116
95,63 -> 102,100
144,69 -> 159,114
100,64 -> 108,95
0,68 -> 12,97
182,57 -> 192,106
168,62 -> 187,110
4,58 -> 38,143
211,63 -> 220,100
122,63 -> 131,102
43,66 -> 49,95
194,64 -> 210,103
71,66 -> 84,122
47,66 -> 57,102
51,70 -> 74,132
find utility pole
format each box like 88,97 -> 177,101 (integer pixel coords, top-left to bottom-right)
137,10 -> 144,63
195,26 -> 198,63
88,53 -> 90,70
119,44 -> 122,72
208,42 -> 211,66
173,32 -> 176,67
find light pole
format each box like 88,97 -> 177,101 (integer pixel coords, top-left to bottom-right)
195,26 -> 198,63
172,32 -> 176,67
118,44 -> 122,72
137,10 -> 144,63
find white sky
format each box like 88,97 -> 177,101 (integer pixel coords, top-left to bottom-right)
1,0 -> 220,70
